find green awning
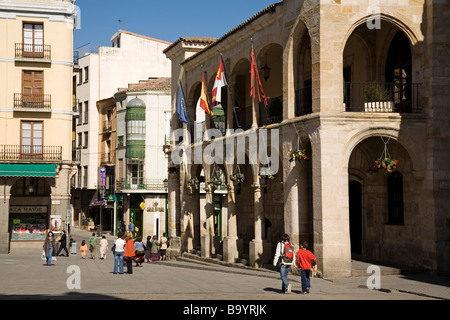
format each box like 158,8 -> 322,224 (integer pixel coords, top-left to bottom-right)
0,164 -> 56,177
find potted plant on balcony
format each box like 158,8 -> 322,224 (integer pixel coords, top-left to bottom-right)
187,177 -> 199,190
288,148 -> 308,162
364,82 -> 393,112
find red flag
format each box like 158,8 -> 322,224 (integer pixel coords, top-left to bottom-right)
250,44 -> 269,106
211,58 -> 228,107
197,74 -> 214,116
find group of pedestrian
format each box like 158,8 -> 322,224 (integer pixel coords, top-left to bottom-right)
42,230 -> 70,265
273,233 -> 317,294
112,232 -> 169,275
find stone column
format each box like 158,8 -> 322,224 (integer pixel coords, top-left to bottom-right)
223,181 -> 239,262
0,181 -> 12,253
310,125 -> 352,277
167,172 -> 180,250
249,182 -> 270,268
201,186 -> 214,257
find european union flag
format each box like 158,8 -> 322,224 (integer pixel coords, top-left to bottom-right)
177,83 -> 190,125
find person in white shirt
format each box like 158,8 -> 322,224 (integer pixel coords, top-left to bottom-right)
273,233 -> 296,294
99,235 -> 108,260
113,233 -> 126,274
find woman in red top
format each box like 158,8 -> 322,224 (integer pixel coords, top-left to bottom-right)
123,231 -> 135,274
295,241 -> 317,294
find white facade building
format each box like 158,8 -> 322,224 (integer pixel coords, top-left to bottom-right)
114,78 -> 172,239
72,30 -> 171,231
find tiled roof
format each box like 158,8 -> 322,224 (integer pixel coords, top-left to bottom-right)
163,37 -> 218,54
123,77 -> 172,92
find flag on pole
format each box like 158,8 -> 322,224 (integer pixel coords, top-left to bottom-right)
250,43 -> 269,107
211,58 -> 228,107
197,74 -> 215,116
176,83 -> 190,124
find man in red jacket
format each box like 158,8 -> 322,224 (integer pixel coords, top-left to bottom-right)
295,241 -> 317,294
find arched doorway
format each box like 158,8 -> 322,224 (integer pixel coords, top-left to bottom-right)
348,134 -> 423,266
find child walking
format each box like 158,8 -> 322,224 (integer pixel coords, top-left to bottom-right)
295,241 -> 317,294
80,240 -> 88,259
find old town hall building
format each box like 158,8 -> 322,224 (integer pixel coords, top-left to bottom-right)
164,0 -> 450,277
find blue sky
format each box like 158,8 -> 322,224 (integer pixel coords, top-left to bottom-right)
74,0 -> 278,50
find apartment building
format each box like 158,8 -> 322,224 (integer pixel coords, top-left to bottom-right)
0,0 -> 78,252
72,30 -> 171,233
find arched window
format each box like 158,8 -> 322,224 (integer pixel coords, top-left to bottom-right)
388,171 -> 404,225
385,31 -> 412,113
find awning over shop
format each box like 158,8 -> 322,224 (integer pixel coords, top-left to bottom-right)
0,164 -> 56,177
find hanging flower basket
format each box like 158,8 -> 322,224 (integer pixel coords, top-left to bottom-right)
288,149 -> 308,162
230,173 -> 246,183
168,166 -> 178,174
207,176 -> 223,187
374,158 -> 398,173
187,177 -> 199,189
258,168 -> 277,180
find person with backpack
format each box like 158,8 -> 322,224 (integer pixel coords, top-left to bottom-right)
272,234 -> 295,294
295,241 -> 317,294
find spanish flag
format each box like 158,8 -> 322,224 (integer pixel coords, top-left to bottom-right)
250,43 -> 268,107
197,74 -> 215,116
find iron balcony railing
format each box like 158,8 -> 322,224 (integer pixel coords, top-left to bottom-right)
116,178 -> 167,191
15,43 -> 51,60
14,93 -> 51,111
344,82 -> 421,113
0,145 -> 62,162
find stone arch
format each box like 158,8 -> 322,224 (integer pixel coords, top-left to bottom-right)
341,12 -> 421,55
348,134 -> 422,265
343,126 -> 425,173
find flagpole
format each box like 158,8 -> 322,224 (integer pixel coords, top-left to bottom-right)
250,39 -> 258,129
179,81 -> 193,127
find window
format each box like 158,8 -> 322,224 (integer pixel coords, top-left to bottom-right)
11,177 -> 50,196
78,68 -> 82,85
84,131 -> 88,147
22,70 -> 43,107
77,102 -> 83,124
77,132 -> 82,147
388,172 -> 404,225
84,66 -> 89,82
127,120 -> 146,141
117,136 -> 124,147
127,160 -> 143,185
84,101 -> 88,123
21,121 -> 43,157
83,166 -> 88,188
23,23 -> 43,57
